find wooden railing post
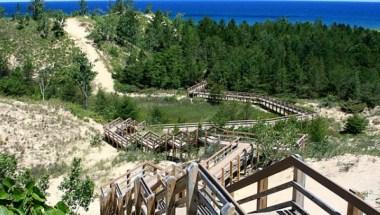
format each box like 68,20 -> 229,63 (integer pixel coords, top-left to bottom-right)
292,155 -> 306,208
257,176 -> 268,210
221,167 -> 225,186
292,167 -> 306,207
237,155 -> 241,182
291,154 -> 306,209
165,176 -> 177,215
186,163 -> 199,214
134,177 -> 142,215
347,189 -> 364,215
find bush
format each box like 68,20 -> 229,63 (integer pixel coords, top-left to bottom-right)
90,133 -> 102,147
344,114 -> 368,135
0,153 -> 17,180
59,158 -> 94,213
308,117 -> 329,143
340,100 -> 366,113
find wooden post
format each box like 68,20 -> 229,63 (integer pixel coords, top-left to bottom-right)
237,155 -> 241,182
257,177 -> 268,210
165,176 -> 177,215
134,177 -> 142,215
205,130 -> 208,146
230,160 -> 233,184
221,167 -> 225,187
146,193 -> 155,215
347,190 -> 364,215
292,167 -> 305,208
186,163 -> 199,214
125,189 -> 133,215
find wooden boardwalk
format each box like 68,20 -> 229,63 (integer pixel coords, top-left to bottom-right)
100,155 -> 379,215
99,82 -> 379,215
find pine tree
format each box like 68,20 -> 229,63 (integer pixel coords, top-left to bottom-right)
79,0 -> 88,16
29,0 -> 44,20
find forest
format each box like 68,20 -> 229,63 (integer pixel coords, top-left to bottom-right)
90,3 -> 380,107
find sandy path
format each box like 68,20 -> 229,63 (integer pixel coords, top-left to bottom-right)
64,18 -> 114,93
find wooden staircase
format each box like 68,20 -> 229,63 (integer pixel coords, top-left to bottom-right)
100,155 -> 380,215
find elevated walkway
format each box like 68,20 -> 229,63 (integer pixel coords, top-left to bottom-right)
100,155 -> 380,215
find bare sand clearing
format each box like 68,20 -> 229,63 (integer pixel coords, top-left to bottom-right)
235,154 -> 380,214
64,18 -> 115,93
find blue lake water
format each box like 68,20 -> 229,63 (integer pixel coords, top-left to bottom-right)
1,1 -> 380,29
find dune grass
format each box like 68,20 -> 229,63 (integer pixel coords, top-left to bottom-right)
133,97 -> 278,124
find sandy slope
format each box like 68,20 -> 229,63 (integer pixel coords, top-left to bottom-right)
0,98 -> 138,214
64,18 -> 115,93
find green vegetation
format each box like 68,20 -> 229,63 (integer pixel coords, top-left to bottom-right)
90,5 -> 380,109
132,97 -> 277,124
59,158 -> 94,214
0,14 -> 95,108
344,114 -> 369,134
307,117 -> 329,143
0,153 -> 70,214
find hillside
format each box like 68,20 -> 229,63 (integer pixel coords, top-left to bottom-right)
0,97 -> 170,214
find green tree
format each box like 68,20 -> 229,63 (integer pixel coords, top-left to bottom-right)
116,9 -> 139,45
0,7 -> 5,18
112,0 -> 125,14
344,114 -> 368,135
29,0 -> 44,20
37,13 -> 50,38
150,106 -> 164,124
38,66 -> 54,101
0,53 -> 9,77
79,0 -> 88,16
71,53 -> 96,109
51,10 -> 66,38
308,117 -> 328,143
59,158 -> 94,213
115,96 -> 138,120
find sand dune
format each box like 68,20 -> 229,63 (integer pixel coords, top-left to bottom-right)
64,18 -> 115,93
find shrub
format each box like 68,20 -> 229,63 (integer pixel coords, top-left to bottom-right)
90,133 -> 102,147
341,100 -> 366,113
0,153 -> 17,180
308,117 -> 329,143
344,114 -> 368,135
59,158 -> 94,213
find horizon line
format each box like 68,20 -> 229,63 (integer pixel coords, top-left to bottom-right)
2,0 -> 380,2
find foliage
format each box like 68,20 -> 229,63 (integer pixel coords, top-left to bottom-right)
0,153 -> 70,214
116,9 -> 139,45
59,158 -> 94,213
79,0 -> 88,16
51,11 -> 66,38
307,117 -> 329,143
0,178 -> 70,214
344,114 -> 369,134
0,153 -> 17,180
29,0 -> 44,20
71,53 -> 96,109
0,7 -> 5,18
90,133 -> 102,147
92,8 -> 380,106
90,89 -> 138,120
340,100 -> 367,113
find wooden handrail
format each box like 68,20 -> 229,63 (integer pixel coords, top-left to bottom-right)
227,155 -> 380,215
